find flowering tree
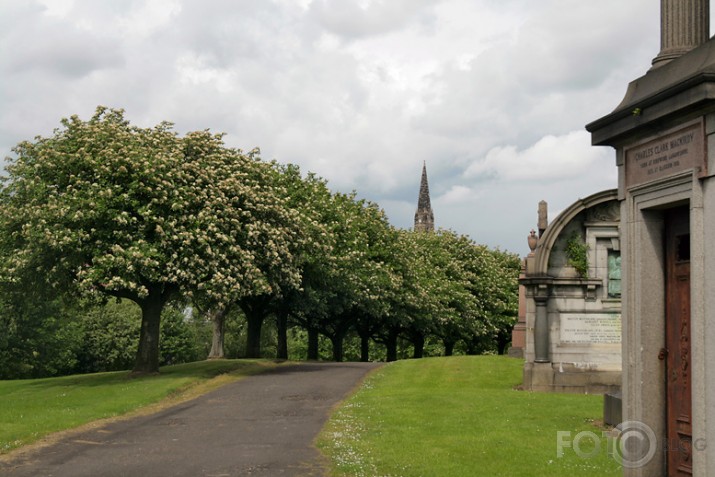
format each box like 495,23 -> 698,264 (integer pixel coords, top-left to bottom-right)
424,231 -> 487,355
458,244 -> 520,355
267,164 -> 333,359
219,162 -> 320,359
411,230 -> 520,356
347,204 -> 401,362
316,193 -> 396,361
375,230 -> 520,359
0,107 -> 295,373
377,230 -> 438,360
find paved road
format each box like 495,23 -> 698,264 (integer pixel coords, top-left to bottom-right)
0,362 -> 381,477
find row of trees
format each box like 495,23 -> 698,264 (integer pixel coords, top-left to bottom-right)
0,107 -> 520,376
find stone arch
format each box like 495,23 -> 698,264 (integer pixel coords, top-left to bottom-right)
532,189 -> 619,277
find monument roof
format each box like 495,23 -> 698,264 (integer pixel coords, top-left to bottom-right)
587,36 -> 715,146
530,189 -> 618,277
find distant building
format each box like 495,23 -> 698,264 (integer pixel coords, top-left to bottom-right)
414,162 -> 434,232
521,190 -> 621,394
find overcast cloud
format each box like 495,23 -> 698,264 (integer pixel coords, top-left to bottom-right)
0,1 -> 691,253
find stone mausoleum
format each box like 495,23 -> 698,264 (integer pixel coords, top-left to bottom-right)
521,191 -> 622,394
587,1 -> 715,474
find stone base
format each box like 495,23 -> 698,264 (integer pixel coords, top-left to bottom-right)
507,346 -> 524,358
523,362 -> 621,394
603,391 -> 622,426
510,323 -> 526,351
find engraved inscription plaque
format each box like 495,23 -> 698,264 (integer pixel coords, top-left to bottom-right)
625,120 -> 706,188
560,313 -> 622,344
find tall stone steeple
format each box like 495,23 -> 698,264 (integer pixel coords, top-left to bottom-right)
414,162 -> 434,232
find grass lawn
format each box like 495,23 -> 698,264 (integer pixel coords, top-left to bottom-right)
0,359 -> 277,455
318,356 -> 622,477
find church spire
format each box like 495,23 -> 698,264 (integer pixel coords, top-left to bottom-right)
414,162 -> 434,232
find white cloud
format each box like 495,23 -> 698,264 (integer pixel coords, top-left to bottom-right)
309,0 -> 438,40
36,0 -> 74,18
437,185 -> 481,205
464,130 -> 614,183
0,4 -> 123,78
175,53 -> 236,92
118,0 -> 182,39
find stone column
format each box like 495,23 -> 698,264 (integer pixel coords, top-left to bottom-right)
509,260 -> 527,358
538,201 -> 548,237
652,0 -> 709,68
534,286 -> 550,363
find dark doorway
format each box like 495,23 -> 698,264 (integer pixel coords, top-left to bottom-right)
665,206 -> 692,476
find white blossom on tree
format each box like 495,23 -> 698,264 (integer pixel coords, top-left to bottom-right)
0,107 -> 299,373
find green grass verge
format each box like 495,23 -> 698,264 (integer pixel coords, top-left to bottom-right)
0,359 -> 277,454
318,356 -> 621,477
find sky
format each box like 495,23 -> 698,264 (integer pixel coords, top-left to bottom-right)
0,0 -> 695,254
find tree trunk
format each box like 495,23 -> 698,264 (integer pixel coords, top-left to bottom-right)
276,310 -> 289,360
412,332 -> 425,359
444,339 -> 455,357
207,307 -> 228,359
359,333 -> 370,362
133,290 -> 165,374
307,327 -> 319,360
245,310 -> 264,358
331,334 -> 344,362
386,329 -> 399,362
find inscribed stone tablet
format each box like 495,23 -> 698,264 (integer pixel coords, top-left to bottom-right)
560,313 -> 622,344
625,119 -> 705,188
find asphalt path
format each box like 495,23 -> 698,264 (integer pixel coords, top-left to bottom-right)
0,361 -> 381,477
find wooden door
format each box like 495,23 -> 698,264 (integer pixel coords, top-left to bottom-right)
665,207 -> 692,476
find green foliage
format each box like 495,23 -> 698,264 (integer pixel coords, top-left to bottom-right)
75,300 -> 140,373
565,232 -> 590,278
0,295 -> 83,379
319,356 -> 620,477
287,328 -> 333,361
390,230 -> 520,356
159,306 -> 211,366
0,298 -> 213,379
217,308 -> 248,358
